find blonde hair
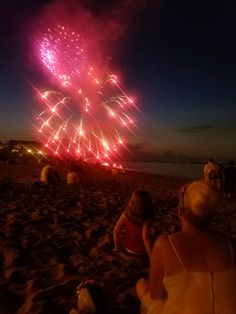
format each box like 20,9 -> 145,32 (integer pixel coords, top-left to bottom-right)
181,181 -> 221,228
124,188 -> 154,227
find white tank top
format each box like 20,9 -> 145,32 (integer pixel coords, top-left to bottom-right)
159,236 -> 236,314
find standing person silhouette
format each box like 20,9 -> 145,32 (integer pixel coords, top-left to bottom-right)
203,158 -> 219,187
223,161 -> 236,199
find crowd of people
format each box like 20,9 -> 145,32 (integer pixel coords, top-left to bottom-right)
36,157 -> 236,314
1,152 -> 235,313
64,158 -> 236,314
39,160 -> 125,187
40,160 -> 81,185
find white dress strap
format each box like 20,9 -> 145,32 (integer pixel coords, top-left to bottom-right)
168,235 -> 186,270
228,239 -> 234,268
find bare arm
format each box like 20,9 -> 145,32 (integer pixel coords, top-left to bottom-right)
113,213 -> 126,252
143,222 -> 152,258
149,235 -> 167,300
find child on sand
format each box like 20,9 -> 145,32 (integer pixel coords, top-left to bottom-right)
113,188 -> 154,258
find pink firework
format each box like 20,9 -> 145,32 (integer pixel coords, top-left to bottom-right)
40,24 -> 87,81
35,24 -> 137,162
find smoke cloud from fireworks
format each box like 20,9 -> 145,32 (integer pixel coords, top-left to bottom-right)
32,0 -> 143,162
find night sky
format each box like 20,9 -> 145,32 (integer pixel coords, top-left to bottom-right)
0,0 -> 236,160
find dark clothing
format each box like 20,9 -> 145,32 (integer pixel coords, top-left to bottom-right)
223,166 -> 236,194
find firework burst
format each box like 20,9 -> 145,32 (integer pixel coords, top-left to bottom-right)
35,24 -> 137,162
40,24 -> 87,80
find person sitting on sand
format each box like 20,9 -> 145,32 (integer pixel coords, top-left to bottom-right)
40,162 -> 54,184
113,188 -> 154,258
136,181 -> 236,314
40,162 -> 60,185
67,164 -> 80,184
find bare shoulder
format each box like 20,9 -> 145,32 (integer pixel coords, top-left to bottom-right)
157,234 -> 169,242
151,234 -> 173,266
153,234 -> 170,251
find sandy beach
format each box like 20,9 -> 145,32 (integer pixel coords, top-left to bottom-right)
0,161 -> 235,314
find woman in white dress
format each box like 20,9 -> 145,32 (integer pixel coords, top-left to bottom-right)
136,181 -> 236,314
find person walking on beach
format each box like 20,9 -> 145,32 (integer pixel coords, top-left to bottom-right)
136,181 -> 236,314
203,158 -> 219,187
113,188 -> 154,258
223,161 -> 236,199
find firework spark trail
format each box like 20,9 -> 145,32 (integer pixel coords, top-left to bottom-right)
36,24 -> 138,162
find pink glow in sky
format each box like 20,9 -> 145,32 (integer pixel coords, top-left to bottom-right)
34,21 -> 138,162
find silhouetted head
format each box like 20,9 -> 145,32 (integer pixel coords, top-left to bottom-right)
69,163 -> 77,172
125,188 -> 154,226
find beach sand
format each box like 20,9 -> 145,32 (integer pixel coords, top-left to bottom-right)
0,162 -> 235,314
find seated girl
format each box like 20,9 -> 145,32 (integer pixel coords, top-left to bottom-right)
113,188 -> 154,258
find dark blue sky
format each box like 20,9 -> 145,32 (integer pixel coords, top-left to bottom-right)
0,0 -> 236,160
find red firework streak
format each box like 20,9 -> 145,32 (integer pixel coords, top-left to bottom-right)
36,24 -> 138,162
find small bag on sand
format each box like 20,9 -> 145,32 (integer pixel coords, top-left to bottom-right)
69,280 -> 107,314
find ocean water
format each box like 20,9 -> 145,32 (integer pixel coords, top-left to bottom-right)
122,161 -> 204,180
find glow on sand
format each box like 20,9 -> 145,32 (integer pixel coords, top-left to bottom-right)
35,24 -> 138,162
